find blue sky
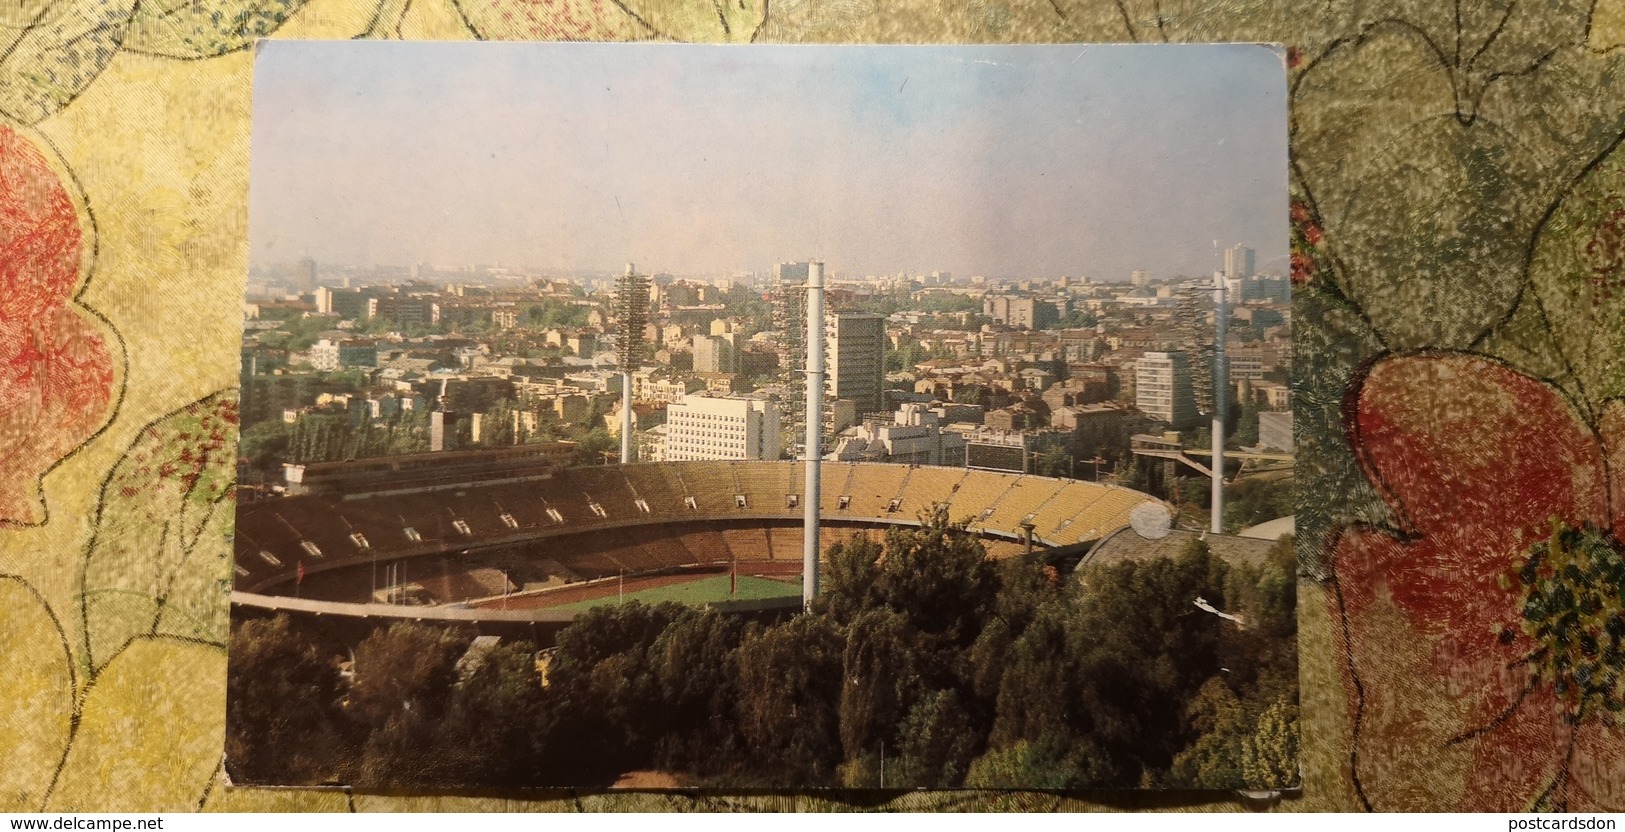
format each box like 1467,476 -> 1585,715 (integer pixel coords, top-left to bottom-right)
250,42 -> 1288,280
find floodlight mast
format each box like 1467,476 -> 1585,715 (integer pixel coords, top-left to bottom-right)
617,263 -> 650,464
803,260 -> 825,610
1211,270 -> 1226,535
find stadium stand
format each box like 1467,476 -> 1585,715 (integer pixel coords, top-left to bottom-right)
621,465 -> 686,518
415,567 -> 513,604
721,527 -> 772,561
784,462 -> 804,503
1028,481 -> 1101,536
764,527 -> 798,561
982,539 -> 1032,559
735,463 -> 793,513
675,527 -> 735,565
1042,486 -> 1149,547
941,470 -> 1017,526
235,461 -> 1164,598
981,476 -> 1068,536
895,465 -> 968,518
823,463 -> 859,514
843,464 -> 911,517
569,466 -> 644,518
671,462 -> 737,514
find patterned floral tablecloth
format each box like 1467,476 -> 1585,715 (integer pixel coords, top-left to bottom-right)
3,0 -> 1624,812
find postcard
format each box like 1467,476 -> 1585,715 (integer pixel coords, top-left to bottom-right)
227,41 -> 1295,791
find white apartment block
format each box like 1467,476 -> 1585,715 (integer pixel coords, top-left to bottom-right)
307,339 -> 340,372
1136,350 -> 1199,428
663,395 -> 782,461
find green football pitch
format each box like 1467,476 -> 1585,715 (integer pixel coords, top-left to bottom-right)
550,574 -> 802,613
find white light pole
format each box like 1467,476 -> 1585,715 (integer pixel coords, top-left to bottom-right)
1211,270 -> 1226,535
803,261 -> 826,610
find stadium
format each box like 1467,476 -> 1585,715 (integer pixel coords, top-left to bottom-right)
232,453 -> 1165,638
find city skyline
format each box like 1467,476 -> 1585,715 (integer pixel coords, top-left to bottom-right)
250,43 -> 1290,281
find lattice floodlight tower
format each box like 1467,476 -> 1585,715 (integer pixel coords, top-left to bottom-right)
1175,275 -> 1227,535
616,263 -> 651,464
773,263 -> 810,458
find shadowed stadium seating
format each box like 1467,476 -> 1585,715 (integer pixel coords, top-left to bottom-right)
236,461 -> 1161,595
721,527 -> 772,561
621,465 -> 687,518
765,527 -> 799,560
675,527 -> 734,565
669,462 -> 736,514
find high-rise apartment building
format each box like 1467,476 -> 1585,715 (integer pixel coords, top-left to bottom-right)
775,261 -> 811,284
372,296 -> 439,328
826,312 -> 886,415
692,334 -> 737,374
297,257 -> 318,293
1225,244 -> 1256,279
982,295 -> 1060,330
663,395 -> 782,461
1136,351 -> 1199,428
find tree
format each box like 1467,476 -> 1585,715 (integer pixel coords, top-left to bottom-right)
524,299 -> 591,329
648,610 -> 747,775
574,425 -> 617,466
891,688 -> 981,787
838,608 -> 923,761
541,602 -> 687,779
1166,678 -> 1248,788
963,736 -> 1117,789
1117,461 -> 1149,492
478,398 -> 519,447
435,641 -> 548,787
358,707 -> 445,787
1055,309 -> 1098,329
1173,476 -> 1208,511
1230,394 -> 1260,448
1240,699 -> 1299,789
869,509 -> 997,645
237,418 -> 291,471
733,613 -> 845,784
1036,447 -> 1073,479
1068,539 -> 1231,782
988,602 -> 1075,749
817,533 -> 881,625
967,617 -> 1014,704
225,615 -> 347,785
884,339 -> 927,373
348,622 -> 466,730
1222,477 -> 1293,533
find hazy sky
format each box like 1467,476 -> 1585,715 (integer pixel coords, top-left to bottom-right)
250,42 -> 1288,280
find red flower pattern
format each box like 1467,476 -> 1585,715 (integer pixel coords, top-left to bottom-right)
1336,352 -> 1625,810
0,124 -> 119,525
